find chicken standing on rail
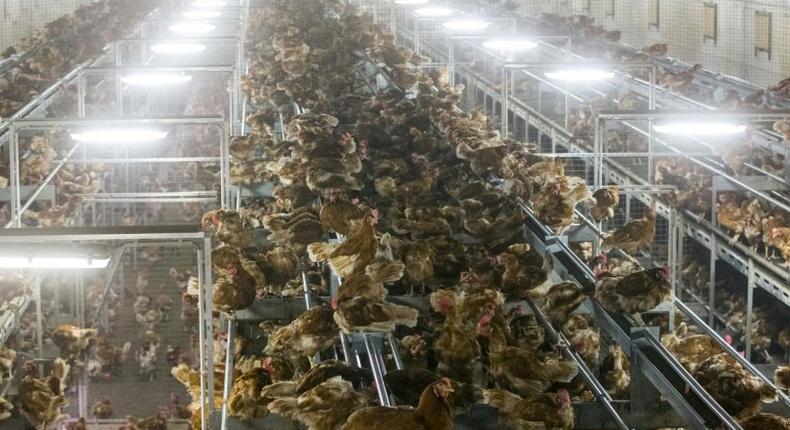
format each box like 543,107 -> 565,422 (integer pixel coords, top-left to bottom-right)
600,206 -> 656,255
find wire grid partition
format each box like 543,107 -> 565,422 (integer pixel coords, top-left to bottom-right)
4,117 -> 230,229
0,226 -> 214,430
518,0 -> 790,90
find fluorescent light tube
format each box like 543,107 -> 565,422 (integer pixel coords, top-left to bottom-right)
150,42 -> 207,54
545,68 -> 615,81
414,7 -> 453,17
482,38 -> 537,51
394,0 -> 429,4
169,22 -> 216,34
70,129 -> 169,143
442,19 -> 491,32
183,10 -> 222,19
0,256 -> 110,269
121,73 -> 193,86
192,0 -> 227,7
653,121 -> 747,136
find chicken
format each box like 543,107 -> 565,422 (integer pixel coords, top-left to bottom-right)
333,297 -> 419,333
268,377 -> 367,430
774,366 -> 790,393
741,413 -> 790,430
212,265 -> 256,312
642,42 -> 668,57
264,305 -> 338,364
773,119 -> 790,141
694,352 -> 777,418
91,397 -> 112,418
319,196 -> 364,236
340,378 -> 455,430
767,227 -> 790,264
508,314 -> 545,352
483,388 -> 573,430
594,267 -> 673,321
479,313 -> 578,396
228,368 -> 272,421
600,345 -> 630,398
542,282 -> 587,327
661,323 -> 725,372
201,209 -> 254,248
334,260 -> 404,305
403,242 -> 435,296
0,396 -> 12,422
660,64 -> 702,92
51,324 -> 97,358
716,193 -> 749,245
308,215 -> 377,278
19,361 -> 68,428
600,206 -> 656,255
498,252 -> 548,300
587,186 -> 620,222
434,296 -> 481,382
384,368 -> 441,407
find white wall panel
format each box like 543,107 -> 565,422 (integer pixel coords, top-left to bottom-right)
521,0 -> 790,87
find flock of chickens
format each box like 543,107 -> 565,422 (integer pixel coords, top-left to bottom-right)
155,0 -> 790,430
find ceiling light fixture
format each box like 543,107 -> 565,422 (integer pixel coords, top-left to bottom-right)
482,37 -> 537,51
183,10 -> 222,19
653,121 -> 747,136
545,68 -> 615,81
70,128 -> 169,143
442,19 -> 491,32
0,256 -> 110,269
169,22 -> 216,35
414,7 -> 453,17
192,0 -> 227,7
150,42 -> 207,54
121,73 -> 193,86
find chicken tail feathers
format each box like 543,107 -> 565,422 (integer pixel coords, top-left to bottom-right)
365,260 -> 405,284
307,242 -> 335,263
547,358 -> 579,383
267,397 -> 298,418
389,303 -> 420,328
482,388 -> 523,414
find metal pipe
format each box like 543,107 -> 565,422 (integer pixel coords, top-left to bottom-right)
363,333 -> 391,406
197,248 -> 208,430
220,319 -> 236,430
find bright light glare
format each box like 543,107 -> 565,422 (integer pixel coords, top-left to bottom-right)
192,0 -> 227,7
183,10 -> 222,18
442,19 -> 491,32
121,73 -> 193,86
0,257 -> 110,269
150,42 -> 207,54
545,68 -> 615,81
482,38 -> 537,51
414,7 -> 453,17
169,22 -> 216,34
394,0 -> 429,4
70,129 -> 169,143
653,122 -> 747,136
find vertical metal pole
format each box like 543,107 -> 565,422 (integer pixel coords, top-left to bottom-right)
196,248 -> 208,430
708,237 -> 717,327
340,332 -> 353,365
501,68 -> 509,137
9,127 -> 20,227
203,238 -> 215,413
745,258 -> 754,361
115,43 -> 124,116
449,44 -> 455,87
34,280 -> 44,375
220,319 -> 236,430
220,124 -> 231,208
593,117 -> 601,189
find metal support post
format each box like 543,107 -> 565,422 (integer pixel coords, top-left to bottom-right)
363,333 -> 391,406
708,237 -> 717,327
745,259 -> 755,361
220,318 -> 236,430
